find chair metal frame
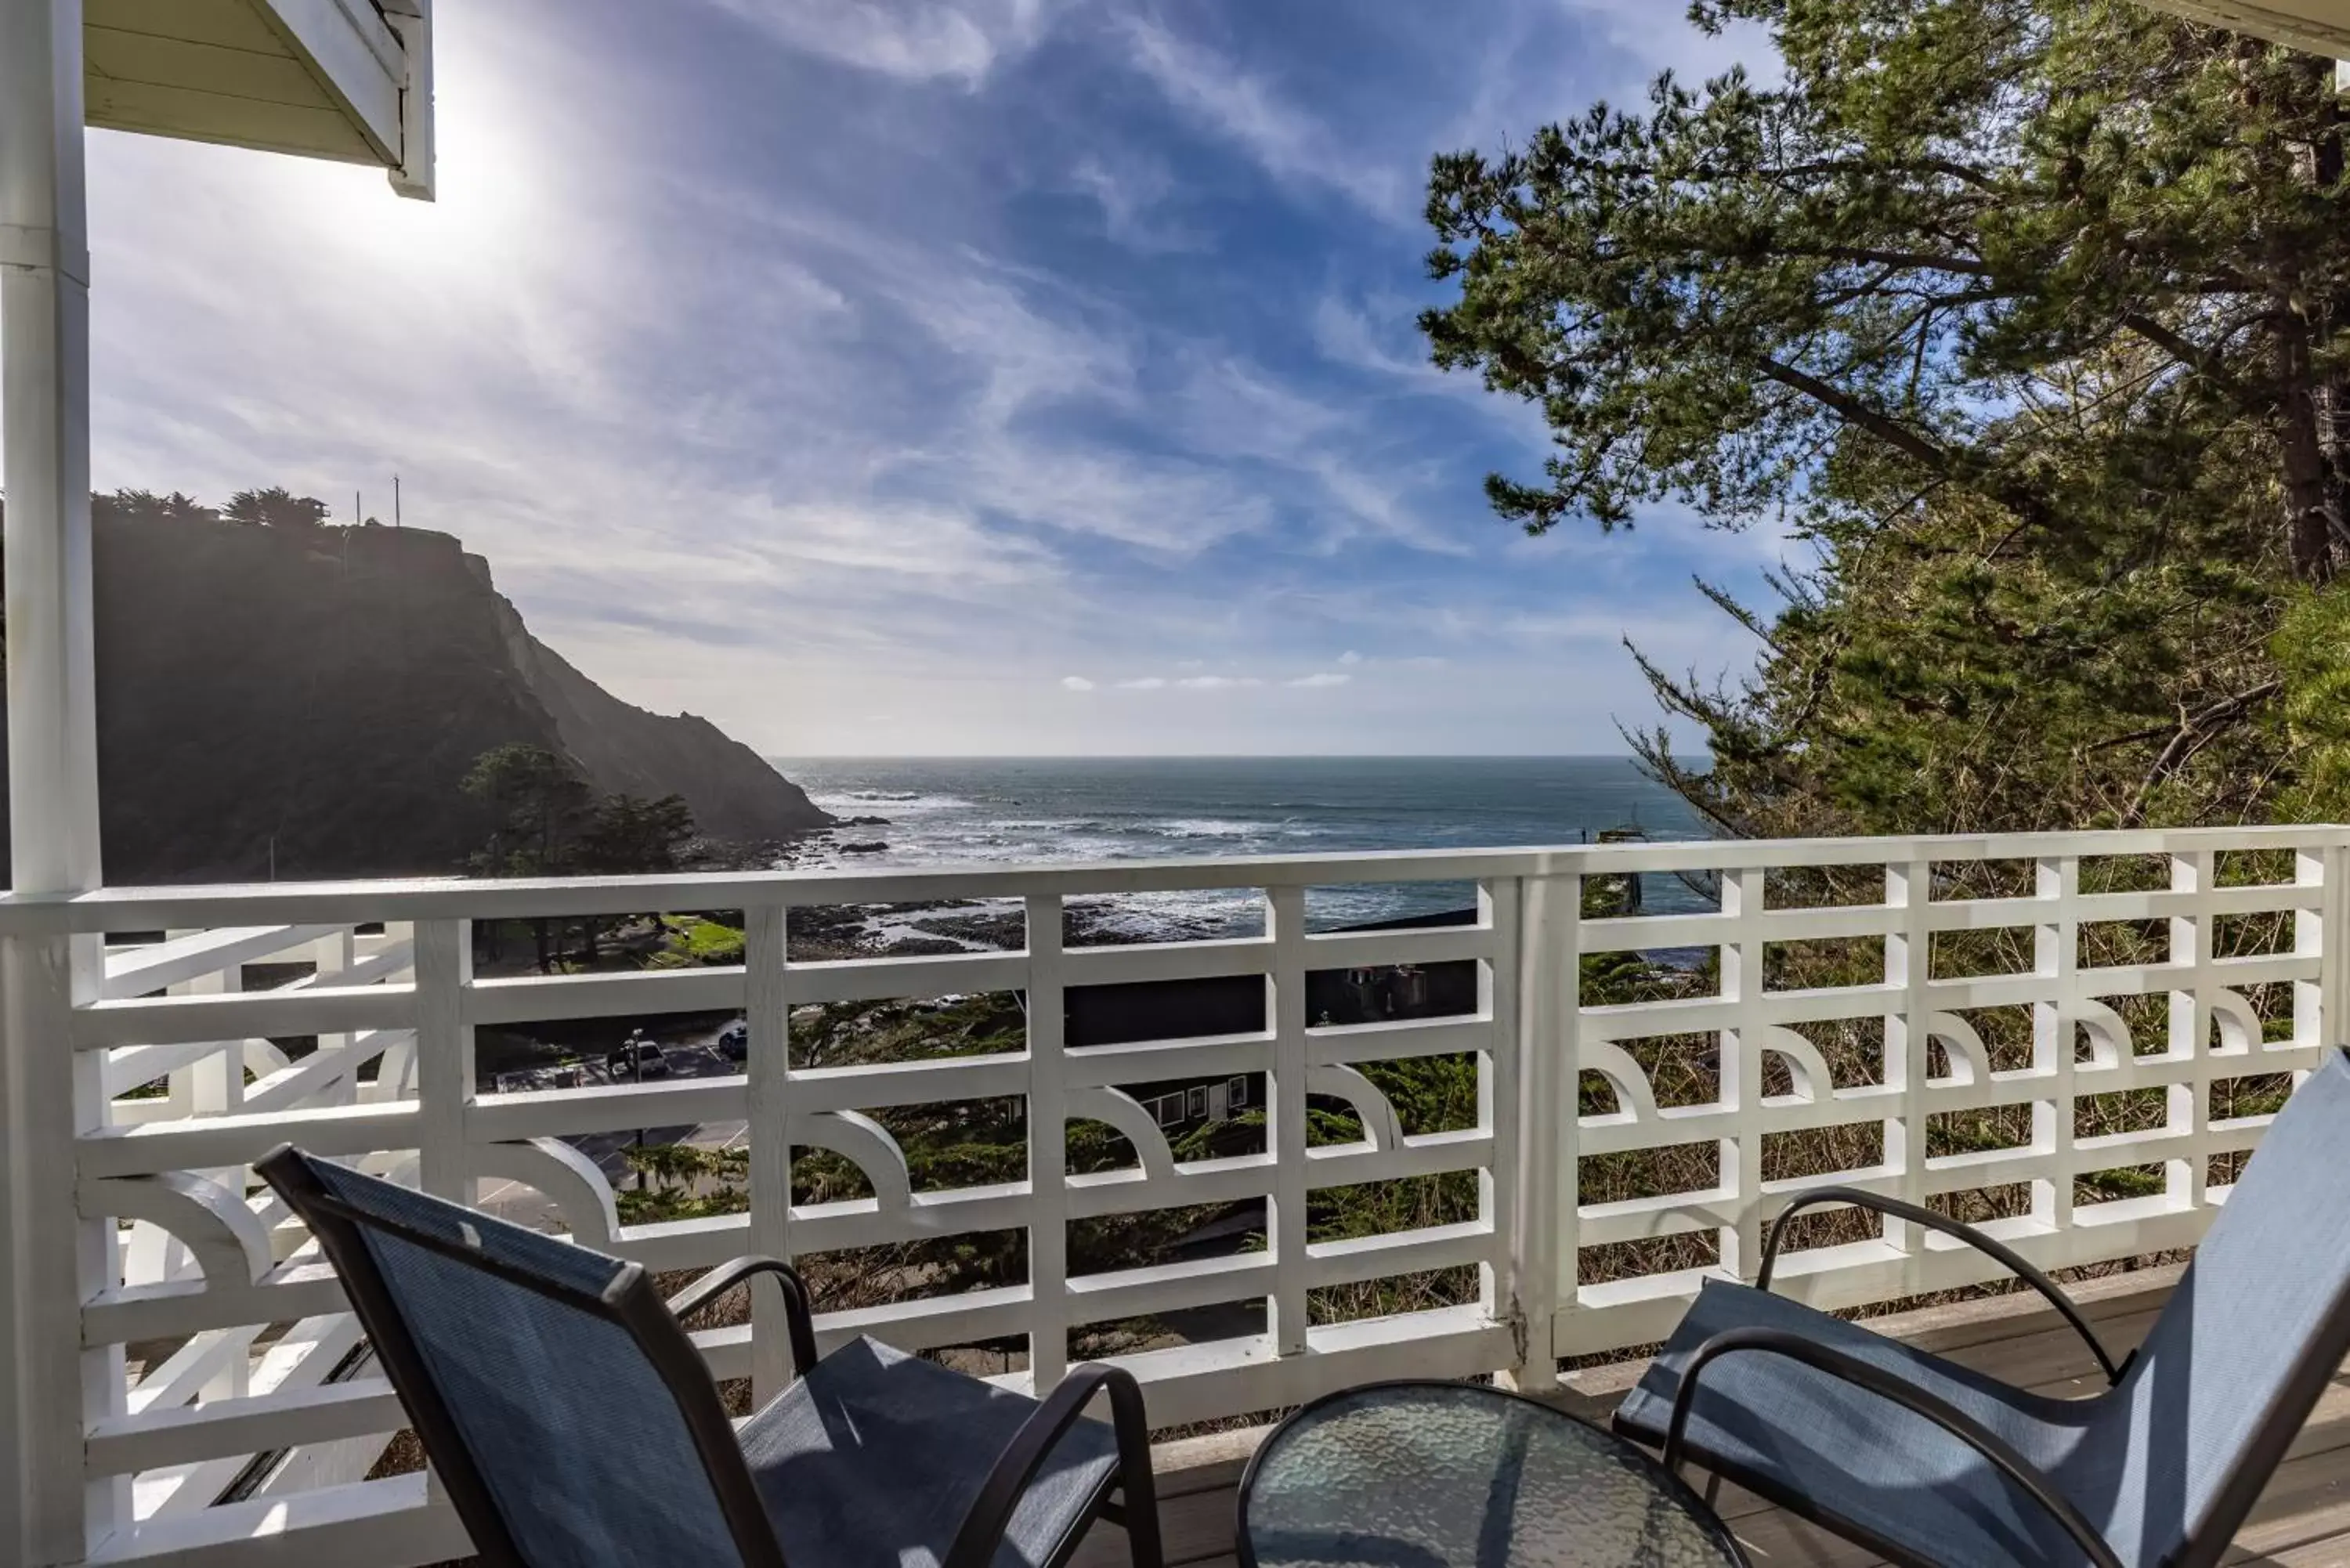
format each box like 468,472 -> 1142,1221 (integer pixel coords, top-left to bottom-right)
1625,1183 -> 2350,1568
259,1145 -> 1163,1568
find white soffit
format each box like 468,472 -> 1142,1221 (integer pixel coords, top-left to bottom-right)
85,0 -> 433,198
2138,0 -> 2350,53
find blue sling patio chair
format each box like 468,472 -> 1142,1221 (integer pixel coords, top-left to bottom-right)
1614,1046 -> 2350,1568
258,1144 -> 1162,1568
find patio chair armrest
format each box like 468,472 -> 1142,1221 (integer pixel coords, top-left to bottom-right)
1759,1185 -> 2128,1384
1665,1326 -> 2121,1568
944,1364 -> 1161,1568
664,1255 -> 817,1379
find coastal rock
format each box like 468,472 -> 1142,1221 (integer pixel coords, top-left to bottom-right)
878,936 -> 965,956
487,581 -> 830,844
840,840 -> 890,854
911,910 -> 1026,948
0,511 -> 833,881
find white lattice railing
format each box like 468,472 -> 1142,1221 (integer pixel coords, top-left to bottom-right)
3,825 -> 2341,1567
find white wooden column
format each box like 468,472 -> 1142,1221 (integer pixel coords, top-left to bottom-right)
2294,844 -> 2341,1063
2037,855 -> 2081,1233
2,0 -> 99,896
1,3 -> 111,1559
1024,894 -> 1069,1392
2168,851 -> 2214,1211
0,915 -> 115,1566
1266,885 -> 1311,1355
312,928 -> 357,1103
1477,877 -> 1520,1373
1721,868 -> 1766,1279
1886,858 -> 1932,1278
1502,872 -> 1570,1389
186,969 -> 249,1408
414,919 -> 474,1201
745,903 -> 794,1403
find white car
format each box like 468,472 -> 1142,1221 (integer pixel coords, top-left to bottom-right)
609,1038 -> 670,1079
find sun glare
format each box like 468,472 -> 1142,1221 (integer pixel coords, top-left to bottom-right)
273,89 -> 550,286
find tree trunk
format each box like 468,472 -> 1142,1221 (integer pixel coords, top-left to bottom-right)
2274,304 -> 2337,581
2283,69 -> 2347,583
2318,95 -> 2350,584
2321,359 -> 2350,572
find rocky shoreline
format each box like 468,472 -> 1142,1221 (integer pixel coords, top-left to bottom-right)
786,898 -> 1219,960
682,822 -> 1251,961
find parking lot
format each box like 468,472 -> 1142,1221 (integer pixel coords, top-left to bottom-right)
474,1020 -> 749,1227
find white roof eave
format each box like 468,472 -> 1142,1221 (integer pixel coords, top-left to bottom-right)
85,0 -> 433,200
2137,0 -> 2350,55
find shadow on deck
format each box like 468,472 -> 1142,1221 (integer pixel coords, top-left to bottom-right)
1072,1263 -> 2350,1568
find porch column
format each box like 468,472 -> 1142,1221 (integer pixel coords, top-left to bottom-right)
2,0 -> 99,892
1,0 -> 111,1561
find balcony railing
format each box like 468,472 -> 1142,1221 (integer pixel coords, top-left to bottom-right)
4,824 -> 2341,1567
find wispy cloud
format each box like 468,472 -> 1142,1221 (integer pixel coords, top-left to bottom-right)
1102,673 -> 1292,691
1311,294 -> 1434,382
1116,17 -> 1405,217
1311,291 -> 1553,459
81,0 -> 1766,757
955,441 -> 1277,555
697,0 -> 1061,85
1069,151 -> 1203,253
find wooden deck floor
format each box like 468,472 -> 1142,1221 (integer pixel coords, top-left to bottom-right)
1071,1264 -> 2350,1568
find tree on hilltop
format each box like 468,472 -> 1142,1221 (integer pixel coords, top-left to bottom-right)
157,490 -> 219,525
222,486 -> 330,529
93,489 -> 222,526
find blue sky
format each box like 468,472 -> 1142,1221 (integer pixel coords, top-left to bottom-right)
81,0 -> 1787,756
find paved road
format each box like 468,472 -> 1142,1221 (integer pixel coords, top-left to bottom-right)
475,1024 -> 751,1227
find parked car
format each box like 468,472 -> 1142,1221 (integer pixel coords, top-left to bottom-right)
718,1019 -> 748,1060
609,1033 -> 670,1079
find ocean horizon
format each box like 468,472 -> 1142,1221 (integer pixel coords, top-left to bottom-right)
767,755 -> 1712,938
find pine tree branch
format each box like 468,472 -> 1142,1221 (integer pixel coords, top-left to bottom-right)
1753,353 -> 2060,533
1753,355 -> 1955,471
2117,311 -> 2259,407
1683,157 -> 2005,193
2120,681 -> 2283,826
1799,247 -> 1993,275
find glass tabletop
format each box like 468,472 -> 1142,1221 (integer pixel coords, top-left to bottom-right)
1239,1382 -> 1746,1568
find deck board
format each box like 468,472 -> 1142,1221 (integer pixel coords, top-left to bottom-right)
1075,1267 -> 2350,1568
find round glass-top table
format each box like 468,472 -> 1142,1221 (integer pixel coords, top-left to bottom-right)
1238,1382 -> 1747,1568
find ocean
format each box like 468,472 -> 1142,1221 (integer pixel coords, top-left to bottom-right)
770,756 -> 1712,939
